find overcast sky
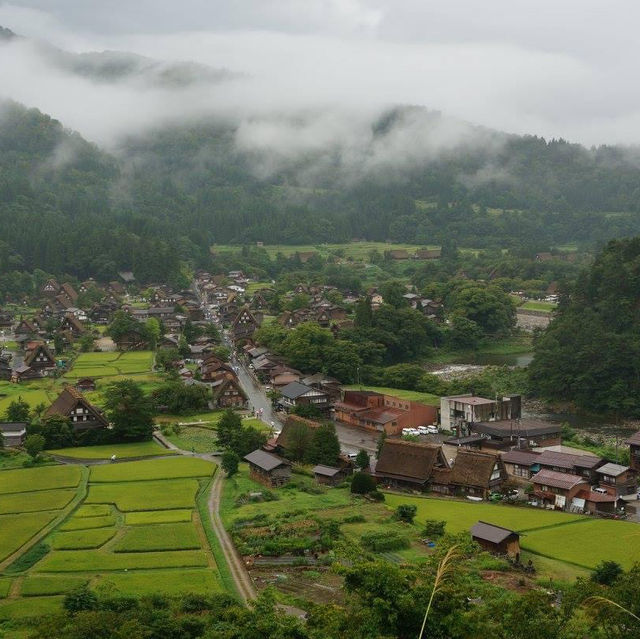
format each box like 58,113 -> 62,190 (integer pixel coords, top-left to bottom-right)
0,1 -> 639,147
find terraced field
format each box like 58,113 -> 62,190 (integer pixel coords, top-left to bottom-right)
0,456 -> 224,622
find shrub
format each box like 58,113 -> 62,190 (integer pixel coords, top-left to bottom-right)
394,504 -> 417,524
368,490 -> 385,502
343,515 -> 366,524
351,472 -> 376,494
360,531 -> 410,552
591,560 -> 624,585
423,520 -> 446,537
63,585 -> 98,614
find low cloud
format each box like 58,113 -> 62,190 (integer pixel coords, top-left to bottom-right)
1,0 -> 640,169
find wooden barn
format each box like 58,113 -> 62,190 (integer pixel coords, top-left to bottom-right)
471,521 -> 520,558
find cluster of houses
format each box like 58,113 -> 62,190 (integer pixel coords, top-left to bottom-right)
240,390 -> 640,519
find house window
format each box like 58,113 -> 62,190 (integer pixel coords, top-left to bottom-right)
490,464 -> 501,481
513,464 -> 528,478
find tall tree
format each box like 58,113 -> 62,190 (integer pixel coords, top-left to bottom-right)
103,380 -> 154,441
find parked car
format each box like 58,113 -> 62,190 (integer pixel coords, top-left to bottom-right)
416,426 -> 430,435
425,425 -> 439,434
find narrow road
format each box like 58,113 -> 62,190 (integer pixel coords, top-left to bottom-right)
232,357 -> 281,427
208,469 -> 256,603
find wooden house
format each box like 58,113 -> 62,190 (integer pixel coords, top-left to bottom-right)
530,469 -> 589,511
278,382 -> 331,413
470,419 -> 561,450
471,522 -> 520,558
501,449 -> 542,482
24,343 -> 55,371
60,283 -> 79,305
375,439 -> 449,490
41,278 -> 60,297
385,249 -> 409,260
114,330 -> 148,351
244,449 -> 292,487
595,463 -> 637,497
432,449 -> 505,499
15,318 -> 38,336
230,307 -> 261,343
313,464 -> 350,486
211,374 -> 247,408
45,386 -> 108,433
75,377 -> 96,392
11,364 -> 42,382
60,313 -> 86,337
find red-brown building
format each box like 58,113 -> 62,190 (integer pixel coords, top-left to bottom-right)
335,390 -> 437,435
626,431 -> 640,472
530,469 -> 589,510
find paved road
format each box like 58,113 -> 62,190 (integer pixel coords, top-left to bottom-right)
232,358 -> 281,428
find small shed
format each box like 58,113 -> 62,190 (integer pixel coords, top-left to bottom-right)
471,521 -> 520,558
244,449 -> 292,488
75,377 -> 96,392
313,464 -> 348,486
0,422 -> 28,447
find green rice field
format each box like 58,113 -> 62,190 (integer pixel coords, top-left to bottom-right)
64,351 -> 154,379
89,456 -> 214,482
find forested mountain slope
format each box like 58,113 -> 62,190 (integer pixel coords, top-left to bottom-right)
3,94 -> 640,282
530,237 -> 640,416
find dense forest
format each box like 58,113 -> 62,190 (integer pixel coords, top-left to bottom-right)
530,237 -> 640,416
4,95 -> 640,283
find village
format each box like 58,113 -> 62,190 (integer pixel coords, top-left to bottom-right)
0,266 -> 638,515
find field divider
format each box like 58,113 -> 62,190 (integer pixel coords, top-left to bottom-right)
519,546 -> 593,572
517,518 -> 594,534
196,473 -> 240,599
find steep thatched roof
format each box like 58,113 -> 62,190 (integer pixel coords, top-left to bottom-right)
376,439 -> 448,484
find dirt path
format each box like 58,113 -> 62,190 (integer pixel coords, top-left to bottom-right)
208,469 -> 256,603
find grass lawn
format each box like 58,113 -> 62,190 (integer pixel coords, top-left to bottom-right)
20,575 -> 88,597
520,551 -> 591,583
521,519 -> 640,569
383,494 -> 583,534
96,568 -> 222,596
60,514 -> 116,531
50,441 -> 175,459
0,513 -> 58,562
37,549 -> 209,572
125,509 -> 193,525
426,336 -> 533,364
0,489 -> 76,515
520,301 -> 557,312
342,385 -> 440,407
51,527 -> 116,550
89,457 -> 215,482
114,523 -> 200,552
85,478 -> 201,511
0,465 -> 81,494
164,427 -> 219,453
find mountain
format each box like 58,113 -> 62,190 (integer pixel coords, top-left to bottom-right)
0,24 -> 238,89
4,97 -> 640,285
530,237 -> 640,416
